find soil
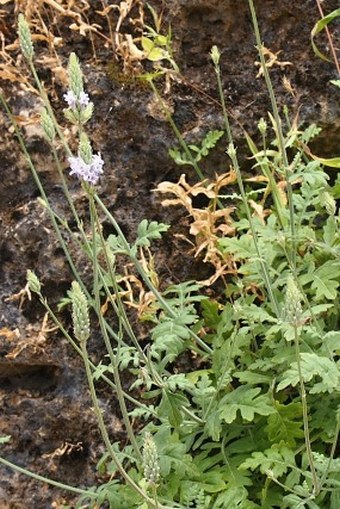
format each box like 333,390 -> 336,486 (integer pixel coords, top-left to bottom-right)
0,0 -> 339,507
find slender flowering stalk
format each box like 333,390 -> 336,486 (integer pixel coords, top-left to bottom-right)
284,275 -> 319,494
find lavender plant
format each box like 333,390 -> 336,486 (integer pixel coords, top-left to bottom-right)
0,5 -> 339,509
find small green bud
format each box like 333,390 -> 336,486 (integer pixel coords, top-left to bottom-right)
68,53 -> 84,97
40,108 -> 55,142
284,276 -> 303,325
142,432 -> 160,486
64,106 -> 93,126
27,270 -> 41,294
210,45 -> 221,66
78,133 -> 93,165
320,190 -> 336,216
18,14 -> 34,60
70,281 -> 90,343
227,142 -> 237,159
79,103 -> 94,124
258,117 -> 267,136
37,197 -> 48,209
63,108 -> 78,125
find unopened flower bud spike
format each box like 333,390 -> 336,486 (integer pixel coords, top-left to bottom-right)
70,281 -> 90,343
27,270 -> 42,294
68,53 -> 84,97
284,276 -> 303,326
40,108 -> 56,142
18,14 -> 34,61
143,432 -> 160,486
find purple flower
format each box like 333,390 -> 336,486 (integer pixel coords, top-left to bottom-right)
68,153 -> 104,185
63,90 -> 77,109
63,90 -> 90,110
78,91 -> 90,108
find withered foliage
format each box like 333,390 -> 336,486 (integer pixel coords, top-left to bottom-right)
156,171 -> 239,285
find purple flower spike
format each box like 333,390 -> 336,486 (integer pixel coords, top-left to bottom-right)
68,153 -> 104,185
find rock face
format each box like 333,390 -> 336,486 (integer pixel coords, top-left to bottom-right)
0,0 -> 339,506
171,0 -> 340,145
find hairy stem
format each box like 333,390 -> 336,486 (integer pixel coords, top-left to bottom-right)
38,294 -> 156,415
94,195 -> 213,355
89,193 -> 142,462
212,55 -> 280,317
80,338 -> 156,506
248,0 -> 296,269
294,325 -> 319,495
0,457 -> 97,498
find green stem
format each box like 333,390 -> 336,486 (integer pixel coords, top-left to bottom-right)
231,150 -> 280,316
79,338 -> 157,506
1,93 -> 156,417
293,324 -> 319,495
38,294 -> 157,415
0,94 -> 109,325
1,94 -> 103,329
152,484 -> 160,509
50,144 -> 86,236
92,213 -> 175,414
266,471 -> 305,497
148,80 -> 206,182
315,0 -> 340,77
28,61 -> 72,157
181,406 -> 204,425
37,185 -> 143,352
94,212 -> 147,361
0,457 -> 97,498
89,193 -> 142,461
148,80 -> 224,210
0,92 -> 81,283
248,0 -> 296,269
93,220 -> 200,424
94,194 -> 213,355
214,62 -> 233,145
319,415 -> 340,490
212,58 -> 279,316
